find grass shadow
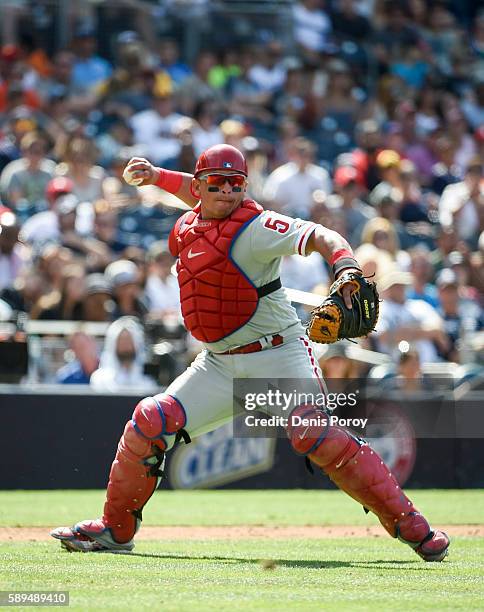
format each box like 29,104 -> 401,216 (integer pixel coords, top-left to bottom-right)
119,551 -> 425,570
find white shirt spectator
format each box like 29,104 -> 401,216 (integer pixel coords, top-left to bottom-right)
293,2 -> 332,53
248,63 -> 286,93
191,125 -> 224,157
145,273 -> 180,313
20,210 -> 59,244
376,298 -> 442,363
130,109 -> 185,164
263,161 -> 331,218
439,181 -> 481,242
90,317 -> 157,392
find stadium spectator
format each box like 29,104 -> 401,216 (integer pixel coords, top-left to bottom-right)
0,210 -> 27,291
436,268 -> 483,362
331,0 -> 373,43
56,330 -> 100,384
320,59 -> 360,131
226,49 -> 272,125
353,242 -> 393,280
397,159 -> 433,225
37,51 -> 76,103
292,0 -> 332,59
144,241 -> 180,317
20,193 -> 78,246
407,247 -> 440,308
318,341 -> 360,379
429,135 -> 460,196
369,149 -> 402,205
444,105 -> 477,174
0,44 -> 40,113
88,199 -> 125,264
382,348 -> 436,393
81,273 -> 113,322
104,259 -> 147,319
460,77 -> 484,133
248,41 -> 286,94
130,88 -> 186,167
439,156 -> 483,247
373,2 -> 420,70
31,263 -> 86,321
90,316 -> 156,392
71,26 -> 112,93
351,119 -> 384,191
360,217 -> 410,269
263,137 -> 331,218
374,268 -> 449,363
0,269 -> 44,314
57,135 -> 106,203
177,50 -> 221,116
191,101 -> 223,157
415,86 -> 441,137
208,47 -> 241,90
326,166 -> 375,246
0,131 -> 55,219
157,38 -> 192,85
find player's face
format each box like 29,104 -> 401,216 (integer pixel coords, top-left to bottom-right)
193,173 -> 247,219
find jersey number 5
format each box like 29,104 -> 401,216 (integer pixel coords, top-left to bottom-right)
264,216 -> 290,234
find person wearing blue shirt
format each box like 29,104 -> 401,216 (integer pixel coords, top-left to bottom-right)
56,331 -> 99,385
71,26 -> 112,93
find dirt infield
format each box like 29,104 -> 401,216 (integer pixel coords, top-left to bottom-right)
1,525 -> 483,542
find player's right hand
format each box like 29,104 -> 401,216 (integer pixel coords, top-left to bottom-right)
122,157 -> 159,187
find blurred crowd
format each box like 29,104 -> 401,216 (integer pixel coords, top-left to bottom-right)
0,0 -> 482,388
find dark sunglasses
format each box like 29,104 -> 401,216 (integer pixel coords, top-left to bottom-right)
201,174 -> 246,188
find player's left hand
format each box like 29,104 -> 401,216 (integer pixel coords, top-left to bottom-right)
307,270 -> 379,344
336,268 -> 362,309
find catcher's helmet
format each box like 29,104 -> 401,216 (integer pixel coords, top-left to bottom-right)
194,144 -> 248,178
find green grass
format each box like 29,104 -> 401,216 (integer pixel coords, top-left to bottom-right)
0,538 -> 482,611
0,489 -> 483,527
0,490 -> 483,611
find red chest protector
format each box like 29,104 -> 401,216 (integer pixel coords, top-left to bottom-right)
169,199 -> 278,343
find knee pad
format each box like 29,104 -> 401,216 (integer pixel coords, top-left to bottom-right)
132,394 -> 187,451
287,405 -> 361,470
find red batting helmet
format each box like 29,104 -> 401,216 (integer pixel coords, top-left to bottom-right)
194,144 -> 248,178
45,176 -> 74,203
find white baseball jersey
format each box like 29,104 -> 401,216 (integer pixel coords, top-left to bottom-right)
204,210 -> 318,353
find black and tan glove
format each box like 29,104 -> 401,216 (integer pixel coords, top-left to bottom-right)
307,272 -> 379,344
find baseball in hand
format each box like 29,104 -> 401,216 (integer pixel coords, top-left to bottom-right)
122,166 -> 144,186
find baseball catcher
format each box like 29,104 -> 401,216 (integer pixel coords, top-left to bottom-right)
51,145 -> 449,562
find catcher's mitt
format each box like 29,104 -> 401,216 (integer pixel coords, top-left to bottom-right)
307,272 -> 379,344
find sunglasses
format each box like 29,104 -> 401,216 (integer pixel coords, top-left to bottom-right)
201,174 -> 246,189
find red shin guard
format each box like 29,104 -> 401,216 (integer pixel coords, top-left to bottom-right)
102,394 -> 186,543
287,406 -> 430,543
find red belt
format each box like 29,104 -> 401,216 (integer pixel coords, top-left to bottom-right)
220,334 -> 284,355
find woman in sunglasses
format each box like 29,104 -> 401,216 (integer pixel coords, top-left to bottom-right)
52,144 -> 449,564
